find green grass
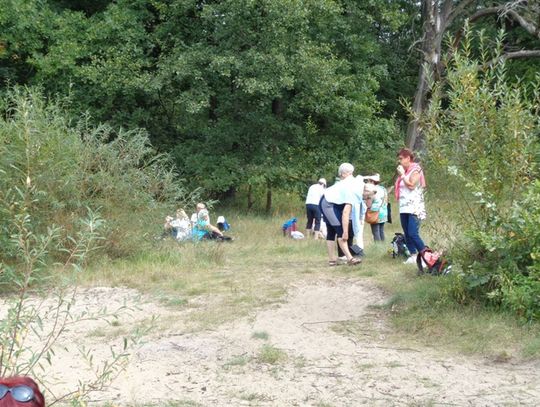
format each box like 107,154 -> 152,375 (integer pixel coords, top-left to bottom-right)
256,344 -> 287,364
223,354 -> 251,369
352,221 -> 540,360
78,211 -> 540,359
251,331 -> 270,340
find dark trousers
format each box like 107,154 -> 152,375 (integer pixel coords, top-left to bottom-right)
400,213 -> 425,255
371,223 -> 385,241
337,220 -> 354,257
306,204 -> 321,231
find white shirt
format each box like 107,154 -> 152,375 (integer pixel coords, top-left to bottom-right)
399,177 -> 426,219
323,175 -> 355,204
305,183 -> 325,205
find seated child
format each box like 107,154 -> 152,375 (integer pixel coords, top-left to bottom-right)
193,209 -> 232,241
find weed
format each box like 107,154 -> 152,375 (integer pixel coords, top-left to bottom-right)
294,356 -> 307,369
223,354 -> 250,369
251,331 -> 269,340
257,344 -> 287,365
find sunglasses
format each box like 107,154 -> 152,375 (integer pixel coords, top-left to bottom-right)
0,385 -> 35,402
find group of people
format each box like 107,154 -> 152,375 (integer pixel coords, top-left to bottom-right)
305,147 -> 426,266
163,203 -> 230,242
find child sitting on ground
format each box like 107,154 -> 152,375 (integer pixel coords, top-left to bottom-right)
193,209 -> 232,241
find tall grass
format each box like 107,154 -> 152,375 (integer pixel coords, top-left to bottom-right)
0,87 -> 198,264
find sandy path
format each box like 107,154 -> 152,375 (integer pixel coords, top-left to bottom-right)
43,280 -> 540,406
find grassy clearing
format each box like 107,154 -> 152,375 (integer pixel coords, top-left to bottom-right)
78,208 -> 540,359
79,213 -> 328,331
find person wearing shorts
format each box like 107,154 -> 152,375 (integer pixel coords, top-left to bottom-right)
320,163 -> 362,266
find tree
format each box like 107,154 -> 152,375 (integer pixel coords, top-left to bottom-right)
407,0 -> 540,151
1,0 -> 411,207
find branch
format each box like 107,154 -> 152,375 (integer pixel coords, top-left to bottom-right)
482,49 -> 540,69
506,8 -> 540,39
466,3 -> 540,39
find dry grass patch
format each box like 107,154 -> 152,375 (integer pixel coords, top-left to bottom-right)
79,213 -> 540,359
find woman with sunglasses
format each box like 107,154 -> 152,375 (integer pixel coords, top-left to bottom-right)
0,377 -> 44,407
395,148 -> 427,264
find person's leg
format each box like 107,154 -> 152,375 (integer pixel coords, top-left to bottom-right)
346,220 -> 354,250
400,213 -> 417,254
306,205 -> 315,236
313,206 -> 322,239
338,221 -> 354,257
379,223 -> 385,241
325,224 -> 337,264
407,215 -> 426,253
371,224 -> 380,241
337,241 -> 344,257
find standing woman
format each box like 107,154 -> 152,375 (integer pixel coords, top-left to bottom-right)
365,174 -> 388,242
395,148 -> 427,264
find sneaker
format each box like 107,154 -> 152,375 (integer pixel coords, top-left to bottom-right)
403,255 -> 417,265
337,256 -> 347,264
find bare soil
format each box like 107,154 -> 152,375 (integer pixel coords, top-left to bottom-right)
46,280 -> 540,406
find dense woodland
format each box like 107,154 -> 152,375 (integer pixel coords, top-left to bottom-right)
0,1 -> 539,318
2,1 -> 536,197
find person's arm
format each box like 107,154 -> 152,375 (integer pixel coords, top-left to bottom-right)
341,204 -> 351,240
365,197 -> 374,209
206,223 -> 223,236
403,170 -> 420,190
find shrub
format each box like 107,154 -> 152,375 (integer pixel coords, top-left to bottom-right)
422,31 -> 540,320
0,87 -> 198,261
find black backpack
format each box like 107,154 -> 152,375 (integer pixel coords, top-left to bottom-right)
391,233 -> 409,258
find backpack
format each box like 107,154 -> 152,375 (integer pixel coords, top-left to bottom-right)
416,247 -> 452,275
391,233 -> 409,258
217,216 -> 230,232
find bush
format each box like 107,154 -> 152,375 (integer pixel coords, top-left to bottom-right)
0,87 -> 197,262
422,31 -> 540,320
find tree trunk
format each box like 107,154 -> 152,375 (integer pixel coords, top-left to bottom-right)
265,184 -> 272,214
247,184 -> 254,210
407,0 -> 453,151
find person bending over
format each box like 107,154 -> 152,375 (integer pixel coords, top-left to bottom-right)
305,178 -> 326,239
319,163 -> 363,266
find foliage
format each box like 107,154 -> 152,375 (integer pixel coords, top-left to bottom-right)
423,30 -> 540,320
0,143 -> 142,405
0,88 -> 196,259
0,0 -> 406,202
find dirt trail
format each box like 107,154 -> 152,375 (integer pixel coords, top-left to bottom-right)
46,280 -> 540,406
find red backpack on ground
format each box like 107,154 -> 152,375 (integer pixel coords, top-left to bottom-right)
416,247 -> 452,275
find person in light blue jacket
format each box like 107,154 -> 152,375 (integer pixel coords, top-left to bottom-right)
319,163 -> 364,266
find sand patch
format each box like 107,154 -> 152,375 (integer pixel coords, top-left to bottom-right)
10,280 -> 540,406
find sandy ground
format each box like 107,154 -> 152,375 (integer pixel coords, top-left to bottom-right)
16,280 -> 540,406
